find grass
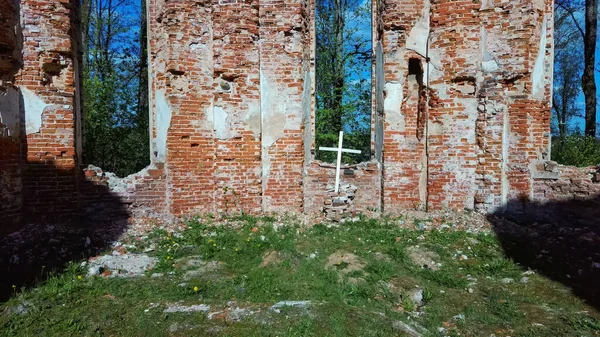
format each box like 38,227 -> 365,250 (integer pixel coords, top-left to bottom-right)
1,215 -> 599,336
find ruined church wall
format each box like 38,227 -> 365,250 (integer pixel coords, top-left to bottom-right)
381,0 -> 553,213
0,0 -> 22,232
18,0 -> 81,221
144,0 -> 554,217
0,0 -> 560,231
147,0 -> 308,216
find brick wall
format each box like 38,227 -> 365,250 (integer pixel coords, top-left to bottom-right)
148,0 -> 308,216
1,0 -> 561,231
532,163 -> 600,204
0,0 -> 22,233
18,0 -> 81,221
304,161 -> 381,217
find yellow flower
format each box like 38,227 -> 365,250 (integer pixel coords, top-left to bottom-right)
235,248 -> 239,252
193,286 -> 199,292
167,256 -> 171,260
77,275 -> 82,280
212,243 -> 216,247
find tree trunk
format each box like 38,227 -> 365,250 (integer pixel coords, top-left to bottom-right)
138,0 -> 149,129
583,0 -> 597,137
332,0 -> 345,131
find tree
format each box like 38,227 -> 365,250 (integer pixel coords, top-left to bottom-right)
553,3 -> 584,140
556,0 -> 597,137
81,0 -> 149,177
315,0 -> 372,163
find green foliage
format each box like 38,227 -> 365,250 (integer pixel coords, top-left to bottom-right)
82,0 -> 149,177
315,0 -> 371,163
3,216 -> 600,336
551,134 -> 600,167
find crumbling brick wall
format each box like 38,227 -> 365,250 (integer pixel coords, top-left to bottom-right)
0,0 -> 22,233
114,0 -> 558,218
532,163 -> 600,203
381,0 -> 553,213
2,0 -> 565,232
147,0 -> 307,216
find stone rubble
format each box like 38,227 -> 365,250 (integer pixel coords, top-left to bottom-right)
323,183 -> 358,222
86,253 -> 158,277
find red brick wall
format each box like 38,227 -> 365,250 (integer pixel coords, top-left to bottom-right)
533,165 -> 600,203
148,0 -> 308,216
0,137 -> 22,234
304,162 -> 381,216
1,0 -> 558,229
18,0 -> 81,221
381,0 -> 428,211
0,0 -> 22,232
380,0 -> 553,212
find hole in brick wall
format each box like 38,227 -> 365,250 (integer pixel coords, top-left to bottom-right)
81,0 -> 150,178
167,68 -> 185,76
315,0 -> 373,164
408,58 -> 423,77
190,143 -> 199,147
408,58 -> 427,140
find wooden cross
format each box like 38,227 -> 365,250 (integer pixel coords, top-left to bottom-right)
318,131 -> 361,194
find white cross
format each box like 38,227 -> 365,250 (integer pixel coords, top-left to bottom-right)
318,131 -> 361,194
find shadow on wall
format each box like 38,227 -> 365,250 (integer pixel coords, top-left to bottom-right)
487,196 -> 600,310
0,160 -> 130,302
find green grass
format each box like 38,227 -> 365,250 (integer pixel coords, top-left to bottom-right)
1,215 -> 599,336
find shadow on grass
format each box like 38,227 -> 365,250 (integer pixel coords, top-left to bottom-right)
0,160 -> 130,302
487,196 -> 600,310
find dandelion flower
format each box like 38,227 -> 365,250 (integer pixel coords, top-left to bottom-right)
193,286 -> 199,292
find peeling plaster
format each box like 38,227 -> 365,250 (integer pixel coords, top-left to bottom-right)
21,86 -> 49,135
481,28 -> 499,73
155,90 -> 172,162
531,16 -> 547,101
246,103 -> 262,136
0,87 -> 21,137
213,106 -> 231,139
302,70 -> 312,163
406,11 -> 430,58
501,108 -> 510,207
384,82 -> 405,131
260,69 -> 286,148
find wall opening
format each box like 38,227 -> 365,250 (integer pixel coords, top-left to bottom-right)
80,0 -> 149,177
314,0 -> 372,164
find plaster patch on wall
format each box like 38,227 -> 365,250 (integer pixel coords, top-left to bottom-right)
205,103 -> 214,128
260,69 -> 286,148
481,28 -> 499,73
213,106 -> 231,139
531,16 -> 547,101
246,103 -> 262,136
384,82 -> 405,131
302,70 -> 312,163
0,87 -> 21,137
501,108 -> 510,207
155,90 -> 172,162
405,8 -> 430,58
21,86 -> 49,135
